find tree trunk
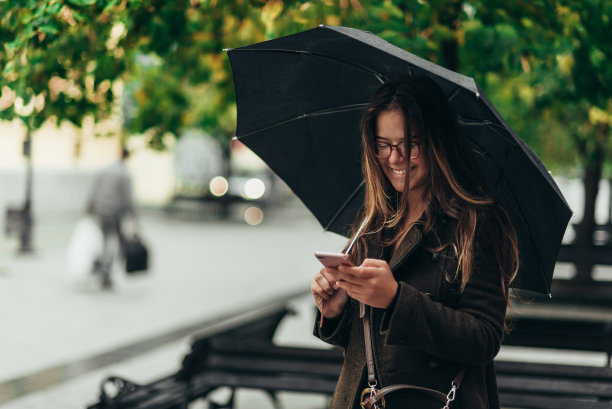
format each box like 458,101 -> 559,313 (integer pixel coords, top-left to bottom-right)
20,126 -> 34,254
574,140 -> 604,283
438,0 -> 461,72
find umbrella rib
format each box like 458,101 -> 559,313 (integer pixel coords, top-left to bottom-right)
447,87 -> 460,102
458,118 -> 517,146
311,103 -> 370,116
229,48 -> 387,84
324,180 -> 365,232
235,103 -> 369,139
458,118 -> 495,126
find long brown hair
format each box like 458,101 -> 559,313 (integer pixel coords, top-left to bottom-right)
346,76 -> 519,296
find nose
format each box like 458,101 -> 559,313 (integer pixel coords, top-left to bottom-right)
388,147 -> 405,164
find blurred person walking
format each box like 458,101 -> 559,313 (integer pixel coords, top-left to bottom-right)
86,147 -> 137,290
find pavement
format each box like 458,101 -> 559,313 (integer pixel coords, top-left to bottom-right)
1,198 -> 610,409
0,200 -> 346,409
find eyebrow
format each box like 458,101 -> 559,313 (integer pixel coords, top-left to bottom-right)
375,136 -> 419,142
375,137 -> 405,141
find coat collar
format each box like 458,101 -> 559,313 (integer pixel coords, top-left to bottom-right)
388,224 -> 423,271
361,221 -> 425,270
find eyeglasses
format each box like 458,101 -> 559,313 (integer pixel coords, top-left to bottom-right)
375,141 -> 420,160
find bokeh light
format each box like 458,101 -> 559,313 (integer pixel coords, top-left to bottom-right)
244,207 -> 264,225
209,176 -> 229,197
242,178 -> 266,200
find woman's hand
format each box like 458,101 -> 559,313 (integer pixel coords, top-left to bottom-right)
331,258 -> 398,308
311,267 -> 349,319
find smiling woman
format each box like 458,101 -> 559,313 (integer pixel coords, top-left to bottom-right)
374,109 -> 427,199
227,24 -> 570,409
311,76 -> 520,409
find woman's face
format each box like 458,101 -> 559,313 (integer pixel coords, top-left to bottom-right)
375,109 -> 427,195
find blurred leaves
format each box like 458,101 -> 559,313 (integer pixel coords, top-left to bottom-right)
0,1 -> 122,130
0,0 -> 609,178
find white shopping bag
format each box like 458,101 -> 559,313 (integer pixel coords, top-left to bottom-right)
65,217 -> 104,283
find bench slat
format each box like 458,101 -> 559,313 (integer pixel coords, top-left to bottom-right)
499,392 -> 612,409
190,370 -> 337,396
498,374 -> 612,398
495,360 -> 612,380
208,355 -> 343,377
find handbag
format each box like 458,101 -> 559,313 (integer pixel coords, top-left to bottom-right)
121,233 -> 149,274
358,302 -> 466,409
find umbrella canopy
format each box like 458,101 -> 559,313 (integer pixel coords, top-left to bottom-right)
226,25 -> 572,295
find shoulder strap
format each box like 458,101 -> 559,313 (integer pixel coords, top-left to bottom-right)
360,302 -> 377,385
360,301 -> 467,408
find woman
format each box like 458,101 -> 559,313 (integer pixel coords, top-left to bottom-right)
311,76 -> 519,409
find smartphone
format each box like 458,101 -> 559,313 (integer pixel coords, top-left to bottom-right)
314,251 -> 354,268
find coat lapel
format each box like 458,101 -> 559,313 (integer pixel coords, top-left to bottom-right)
389,225 -> 423,271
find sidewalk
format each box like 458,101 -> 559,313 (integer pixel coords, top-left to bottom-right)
0,201 -> 345,408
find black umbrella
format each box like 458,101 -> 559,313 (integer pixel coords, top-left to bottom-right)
226,25 -> 572,295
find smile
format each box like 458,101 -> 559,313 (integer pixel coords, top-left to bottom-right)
392,168 -> 406,175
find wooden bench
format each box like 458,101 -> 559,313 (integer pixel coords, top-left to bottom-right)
87,293 -> 612,409
496,360 -> 612,409
505,301 -> 612,365
557,244 -> 612,265
88,336 -> 612,409
86,299 -> 294,409
503,316 -> 612,363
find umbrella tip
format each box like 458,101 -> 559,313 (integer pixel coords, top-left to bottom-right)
232,136 -> 239,141
319,24 -> 326,28
223,48 -> 232,52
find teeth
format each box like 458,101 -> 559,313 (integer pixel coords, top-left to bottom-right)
392,169 -> 406,175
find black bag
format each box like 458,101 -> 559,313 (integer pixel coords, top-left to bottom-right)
121,234 -> 149,274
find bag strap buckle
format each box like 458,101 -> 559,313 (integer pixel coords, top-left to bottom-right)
442,382 -> 458,409
360,386 -> 386,409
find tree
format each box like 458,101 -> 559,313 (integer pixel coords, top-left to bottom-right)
3,1 -> 609,273
472,0 -> 612,282
0,0 -> 127,252
0,0 -> 368,249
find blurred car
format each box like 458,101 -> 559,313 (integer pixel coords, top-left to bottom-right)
167,130 -> 288,224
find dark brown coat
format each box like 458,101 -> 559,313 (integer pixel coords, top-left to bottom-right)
314,213 -> 507,409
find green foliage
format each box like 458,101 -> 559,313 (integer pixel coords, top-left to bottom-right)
1,0 -> 609,178
471,0 -> 611,176
0,1 -> 122,130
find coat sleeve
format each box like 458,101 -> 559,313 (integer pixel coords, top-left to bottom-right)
313,301 -> 353,349
119,171 -> 137,215
379,223 -> 507,366
85,173 -> 101,214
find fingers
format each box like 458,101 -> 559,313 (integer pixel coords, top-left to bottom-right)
311,280 -> 330,302
311,269 -> 336,300
320,267 -> 340,289
334,278 -> 361,296
360,258 -> 388,268
332,265 -> 374,282
331,259 -> 397,308
314,258 -> 395,308
333,259 -> 391,280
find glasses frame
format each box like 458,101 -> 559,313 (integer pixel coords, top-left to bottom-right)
375,141 -> 420,160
